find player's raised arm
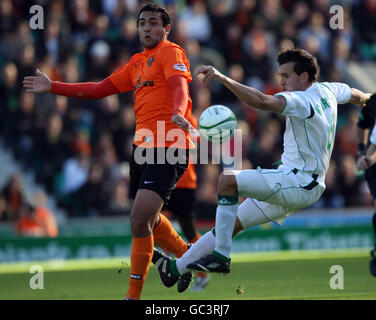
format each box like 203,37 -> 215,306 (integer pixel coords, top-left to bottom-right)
195,65 -> 286,113
23,69 -> 121,99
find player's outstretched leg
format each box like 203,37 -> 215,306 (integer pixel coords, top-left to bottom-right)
187,251 -> 231,273
152,247 -> 193,291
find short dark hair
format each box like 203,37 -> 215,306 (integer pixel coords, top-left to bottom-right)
277,48 -> 319,83
137,3 -> 171,27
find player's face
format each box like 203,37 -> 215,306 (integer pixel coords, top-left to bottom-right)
137,11 -> 170,49
277,62 -> 308,92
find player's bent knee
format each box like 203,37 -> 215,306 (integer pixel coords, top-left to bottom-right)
130,214 -> 153,237
232,218 -> 244,237
218,172 -> 238,195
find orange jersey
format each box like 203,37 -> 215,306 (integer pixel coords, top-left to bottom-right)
109,40 -> 194,149
176,162 -> 197,189
176,112 -> 198,189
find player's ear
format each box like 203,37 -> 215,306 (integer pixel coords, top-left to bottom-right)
301,71 -> 309,84
164,24 -> 171,37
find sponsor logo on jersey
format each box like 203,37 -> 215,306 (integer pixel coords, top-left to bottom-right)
147,56 -> 155,66
134,80 -> 155,90
218,198 -> 233,205
173,63 -> 187,72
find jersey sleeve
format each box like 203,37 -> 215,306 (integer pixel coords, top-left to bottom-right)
323,82 -> 352,104
158,46 -> 192,82
274,91 -> 311,119
108,63 -> 134,93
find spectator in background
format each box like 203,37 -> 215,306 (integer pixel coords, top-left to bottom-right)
35,19 -> 71,67
241,25 -> 273,89
248,126 -> 280,169
75,161 -> 109,217
17,43 -> 37,87
223,23 -> 243,65
94,130 -> 118,173
298,11 -> 331,64
233,0 -> 257,32
0,61 -> 20,142
0,174 -> 24,221
58,149 -> 90,216
106,178 -> 131,216
256,0 -> 289,35
207,0 -> 234,52
112,105 -> 135,163
113,15 -> 141,60
179,0 -> 212,44
291,1 -> 311,30
352,0 -> 376,60
317,160 -> 344,208
0,0 -> 18,60
34,112 -> 70,192
14,190 -> 58,237
85,14 -> 111,78
87,40 -> 112,80
337,154 -> 363,207
14,91 -> 36,167
0,194 -> 7,221
332,36 -> 351,75
336,108 -> 360,158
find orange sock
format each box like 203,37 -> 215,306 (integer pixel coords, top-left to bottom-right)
153,213 -> 188,258
125,235 -> 153,300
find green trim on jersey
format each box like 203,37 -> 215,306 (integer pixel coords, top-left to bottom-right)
319,82 -> 336,96
289,117 -> 307,169
303,120 -> 319,172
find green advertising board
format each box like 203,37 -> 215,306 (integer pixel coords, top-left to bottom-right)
0,224 -> 374,263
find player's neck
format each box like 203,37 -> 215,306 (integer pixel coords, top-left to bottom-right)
144,39 -> 167,52
302,81 -> 315,91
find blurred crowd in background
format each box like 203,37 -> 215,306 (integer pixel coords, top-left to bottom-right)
1,0 -> 376,227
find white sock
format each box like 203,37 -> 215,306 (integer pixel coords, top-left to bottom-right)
214,202 -> 238,259
176,230 -> 216,275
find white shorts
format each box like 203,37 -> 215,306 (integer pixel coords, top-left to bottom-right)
232,167 -> 325,227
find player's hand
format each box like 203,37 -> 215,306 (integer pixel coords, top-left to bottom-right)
171,114 -> 200,138
360,93 -> 373,107
23,69 -> 52,93
195,65 -> 224,84
357,155 -> 371,170
172,114 -> 191,130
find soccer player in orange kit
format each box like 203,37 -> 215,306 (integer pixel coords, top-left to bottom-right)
24,3 -> 195,300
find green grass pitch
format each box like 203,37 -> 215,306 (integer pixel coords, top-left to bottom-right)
0,249 -> 375,300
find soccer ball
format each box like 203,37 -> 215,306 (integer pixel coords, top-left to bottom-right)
198,105 -> 237,144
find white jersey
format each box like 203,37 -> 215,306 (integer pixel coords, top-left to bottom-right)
275,82 -> 352,184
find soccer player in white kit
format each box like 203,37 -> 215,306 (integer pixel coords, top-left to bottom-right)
152,49 -> 371,283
